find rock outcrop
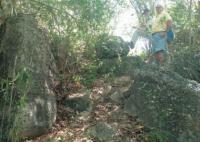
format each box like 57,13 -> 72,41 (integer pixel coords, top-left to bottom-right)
0,14 -> 57,141
124,66 -> 200,142
95,34 -> 130,59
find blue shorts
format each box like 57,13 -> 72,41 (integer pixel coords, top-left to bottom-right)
151,33 -> 168,54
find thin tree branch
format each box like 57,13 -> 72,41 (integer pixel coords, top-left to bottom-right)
30,0 -> 76,20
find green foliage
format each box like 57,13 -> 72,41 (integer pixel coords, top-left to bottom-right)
17,0 -> 114,47
0,0 -> 16,17
0,68 -> 30,105
95,34 -> 129,59
169,1 -> 200,46
147,130 -> 169,142
12,0 -> 123,90
171,46 -> 200,82
81,62 -> 98,86
0,80 -> 13,106
0,67 -> 31,142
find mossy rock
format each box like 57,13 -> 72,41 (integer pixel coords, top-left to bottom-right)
97,56 -> 144,75
95,34 -> 130,59
0,14 -> 57,141
124,66 -> 200,142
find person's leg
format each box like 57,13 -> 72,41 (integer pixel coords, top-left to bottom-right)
155,50 -> 164,65
152,33 -> 168,65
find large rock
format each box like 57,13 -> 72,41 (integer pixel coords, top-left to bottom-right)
95,34 -> 130,59
124,66 -> 200,142
110,76 -> 133,103
0,14 -> 57,140
85,122 -> 116,141
97,56 -> 144,75
63,94 -> 92,112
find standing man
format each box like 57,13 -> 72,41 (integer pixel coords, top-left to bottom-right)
151,2 -> 172,65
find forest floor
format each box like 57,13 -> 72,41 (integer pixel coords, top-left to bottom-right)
25,76 -> 148,142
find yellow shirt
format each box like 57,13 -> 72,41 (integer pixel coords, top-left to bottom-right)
152,11 -> 172,33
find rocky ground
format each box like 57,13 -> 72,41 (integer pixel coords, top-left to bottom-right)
25,76 -> 148,142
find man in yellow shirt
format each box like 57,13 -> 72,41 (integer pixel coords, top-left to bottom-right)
151,2 -> 172,65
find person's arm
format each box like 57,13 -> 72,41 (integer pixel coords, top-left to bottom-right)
165,12 -> 172,31
166,19 -> 172,31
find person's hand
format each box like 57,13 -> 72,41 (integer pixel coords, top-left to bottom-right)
161,32 -> 166,38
